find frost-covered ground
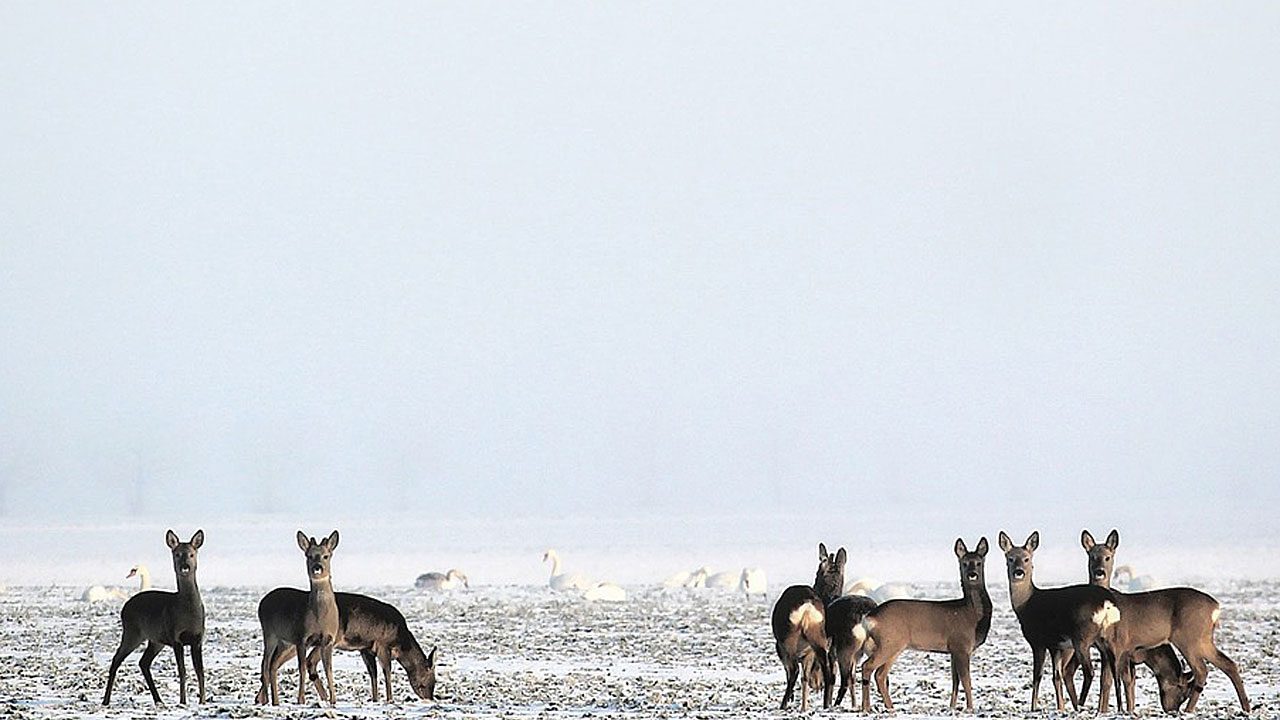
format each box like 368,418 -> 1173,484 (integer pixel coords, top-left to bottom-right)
1,516 -> 1277,719
0,579 -> 1275,720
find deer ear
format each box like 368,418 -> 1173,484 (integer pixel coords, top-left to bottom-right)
296,530 -> 310,552
835,547 -> 847,568
998,531 -> 1013,553
954,538 -> 968,558
1106,529 -> 1119,549
325,530 -> 340,551
166,529 -> 180,549
426,646 -> 437,667
976,537 -> 989,557
190,530 -> 204,549
1026,531 -> 1040,551
818,543 -> 828,561
1081,529 -> 1096,550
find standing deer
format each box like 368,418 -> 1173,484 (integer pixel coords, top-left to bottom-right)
1061,529 -> 1190,712
769,543 -> 840,710
257,530 -> 341,706
999,531 -> 1121,711
256,590 -> 437,703
857,537 -> 992,712
1076,529 -> 1249,713
812,543 -> 878,707
102,529 -> 206,706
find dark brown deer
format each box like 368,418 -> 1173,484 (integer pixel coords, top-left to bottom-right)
256,590 -> 437,703
1077,529 -> 1249,713
102,529 -> 206,706
813,543 -> 880,708
857,537 -> 992,712
769,543 -> 841,710
999,530 -> 1121,711
257,530 -> 341,705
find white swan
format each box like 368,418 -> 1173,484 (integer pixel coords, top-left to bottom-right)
703,569 -> 740,589
82,565 -> 149,602
583,581 -> 627,602
543,549 -> 593,591
416,568 -> 469,591
845,576 -> 912,603
739,567 -> 768,595
1113,565 -> 1156,592
662,567 -> 709,589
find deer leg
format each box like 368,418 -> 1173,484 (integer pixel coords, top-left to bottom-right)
378,647 -> 394,703
139,641 -> 164,706
295,641 -> 309,704
360,650 -> 379,702
323,643 -> 337,705
1071,642 -> 1094,712
958,652 -> 976,711
949,651 -> 961,710
191,641 -> 205,704
305,645 -> 326,699
1208,645 -> 1251,713
1183,652 -> 1210,712
103,627 -> 143,705
1049,649 -> 1067,711
1063,651 -> 1082,707
1063,645 -> 1084,710
799,655 -> 811,712
269,643 -> 293,705
1030,646 -> 1046,711
833,643 -> 853,708
778,641 -> 798,709
1096,644 -> 1112,713
174,645 -> 188,705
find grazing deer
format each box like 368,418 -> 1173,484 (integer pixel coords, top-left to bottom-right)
857,537 -> 992,712
102,529 -> 206,706
256,590 -> 437,703
257,530 -> 341,706
1077,529 -> 1249,713
998,531 -> 1121,711
769,543 -> 843,711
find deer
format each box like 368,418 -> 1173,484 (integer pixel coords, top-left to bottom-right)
102,529 -> 206,706
1058,529 -> 1188,712
857,537 -> 992,712
256,590 -> 437,703
769,543 -> 841,710
814,543 -> 880,709
998,530 -> 1122,711
1074,528 -> 1249,713
257,530 -> 341,706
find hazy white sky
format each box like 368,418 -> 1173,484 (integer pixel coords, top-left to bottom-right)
2,3 -> 1278,533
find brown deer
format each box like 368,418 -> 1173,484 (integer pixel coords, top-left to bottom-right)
998,530 -> 1121,711
257,530 -> 341,705
102,529 -> 206,706
857,537 -> 992,712
256,590 -> 437,703
1076,529 -> 1249,713
769,543 -> 841,710
1058,529 -> 1190,712
813,543 -> 879,708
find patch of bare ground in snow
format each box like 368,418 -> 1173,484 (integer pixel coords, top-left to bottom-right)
0,581 -> 1276,719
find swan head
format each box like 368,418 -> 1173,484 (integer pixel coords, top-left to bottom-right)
447,569 -> 469,588
542,549 -> 558,564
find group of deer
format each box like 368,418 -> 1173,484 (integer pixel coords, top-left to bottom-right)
101,529 -> 437,707
772,530 -> 1250,714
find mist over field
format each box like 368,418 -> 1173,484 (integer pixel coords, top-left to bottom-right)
2,3 -> 1279,587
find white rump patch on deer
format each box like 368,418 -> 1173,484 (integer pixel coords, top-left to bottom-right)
1092,600 -> 1120,629
853,622 -> 868,644
789,601 -> 823,627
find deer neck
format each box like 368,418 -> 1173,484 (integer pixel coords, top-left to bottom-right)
308,576 -> 336,605
961,578 -> 990,611
174,570 -> 200,601
1008,577 -> 1035,612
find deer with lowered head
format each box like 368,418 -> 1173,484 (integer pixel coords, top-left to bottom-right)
102,529 -> 206,706
1075,528 -> 1249,713
256,590 -> 437,704
999,530 -> 1121,711
857,537 -> 992,712
769,543 -> 841,710
257,530 -> 341,706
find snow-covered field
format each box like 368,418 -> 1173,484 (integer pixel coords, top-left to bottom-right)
1,516 -> 1277,719
0,578 -> 1275,720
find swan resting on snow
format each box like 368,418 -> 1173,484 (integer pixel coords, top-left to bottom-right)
543,549 -> 594,591
416,568 -> 469,591
583,581 -> 627,602
845,576 -> 912,603
662,567 -> 709,589
82,564 -> 150,602
739,566 -> 768,595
